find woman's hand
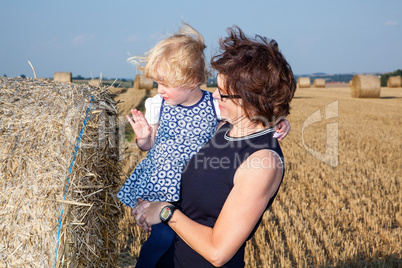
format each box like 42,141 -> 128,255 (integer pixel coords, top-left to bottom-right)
274,119 -> 290,141
131,199 -> 169,232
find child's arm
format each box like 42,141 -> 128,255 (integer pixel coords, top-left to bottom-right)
273,119 -> 290,141
127,109 -> 158,151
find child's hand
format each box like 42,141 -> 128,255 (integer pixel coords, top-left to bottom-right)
131,199 -> 153,233
127,109 -> 153,141
273,119 -> 290,141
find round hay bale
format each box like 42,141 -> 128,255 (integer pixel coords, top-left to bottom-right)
134,74 -> 154,90
53,72 -> 72,83
387,75 -> 402,88
298,77 -> 310,88
0,77 -> 122,267
108,86 -> 127,94
89,78 -> 102,87
351,75 -> 381,98
313,78 -> 326,88
113,87 -> 148,116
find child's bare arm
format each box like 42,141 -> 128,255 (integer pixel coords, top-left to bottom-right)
274,119 -> 290,141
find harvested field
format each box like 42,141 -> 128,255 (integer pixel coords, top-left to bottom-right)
116,86 -> 401,267
245,87 -> 401,267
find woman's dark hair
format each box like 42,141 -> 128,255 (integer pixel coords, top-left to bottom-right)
211,26 -> 296,127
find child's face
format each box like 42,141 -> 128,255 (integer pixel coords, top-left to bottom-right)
157,82 -> 198,106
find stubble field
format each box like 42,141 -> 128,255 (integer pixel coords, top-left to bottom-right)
116,86 -> 401,267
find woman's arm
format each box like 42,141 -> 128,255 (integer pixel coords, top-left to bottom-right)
134,149 -> 283,266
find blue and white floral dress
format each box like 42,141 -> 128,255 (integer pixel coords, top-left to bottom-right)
117,90 -> 220,207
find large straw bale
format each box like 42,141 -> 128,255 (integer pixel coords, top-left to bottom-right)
297,77 -> 310,88
133,74 -> 154,90
0,77 -> 123,267
387,75 -> 402,88
313,78 -> 326,88
351,75 -> 381,98
54,72 -> 72,83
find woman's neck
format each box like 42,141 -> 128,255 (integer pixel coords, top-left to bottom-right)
228,118 -> 265,137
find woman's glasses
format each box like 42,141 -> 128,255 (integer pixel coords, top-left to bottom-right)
217,86 -> 241,100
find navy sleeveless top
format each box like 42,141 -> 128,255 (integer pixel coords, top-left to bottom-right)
157,122 -> 285,268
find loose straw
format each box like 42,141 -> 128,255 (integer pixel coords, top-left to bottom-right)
27,60 -> 37,79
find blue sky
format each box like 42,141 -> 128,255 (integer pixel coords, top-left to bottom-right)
1,0 -> 401,79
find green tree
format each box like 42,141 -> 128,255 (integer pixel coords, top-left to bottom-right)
73,75 -> 84,80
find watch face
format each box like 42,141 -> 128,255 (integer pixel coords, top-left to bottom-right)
161,207 -> 171,220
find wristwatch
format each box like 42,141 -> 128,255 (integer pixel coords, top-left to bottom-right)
160,205 -> 177,224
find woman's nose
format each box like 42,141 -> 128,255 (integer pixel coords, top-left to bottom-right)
212,88 -> 220,100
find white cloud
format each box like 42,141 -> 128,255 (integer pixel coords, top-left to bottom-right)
71,34 -> 95,47
383,20 -> 398,26
126,34 -> 140,43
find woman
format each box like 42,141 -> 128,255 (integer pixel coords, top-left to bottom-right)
133,25 -> 297,267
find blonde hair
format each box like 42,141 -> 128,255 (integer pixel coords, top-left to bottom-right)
129,23 -> 208,89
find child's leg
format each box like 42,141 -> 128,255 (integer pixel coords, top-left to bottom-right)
135,223 -> 175,268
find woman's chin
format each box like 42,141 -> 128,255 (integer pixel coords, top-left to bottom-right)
220,116 -> 232,123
